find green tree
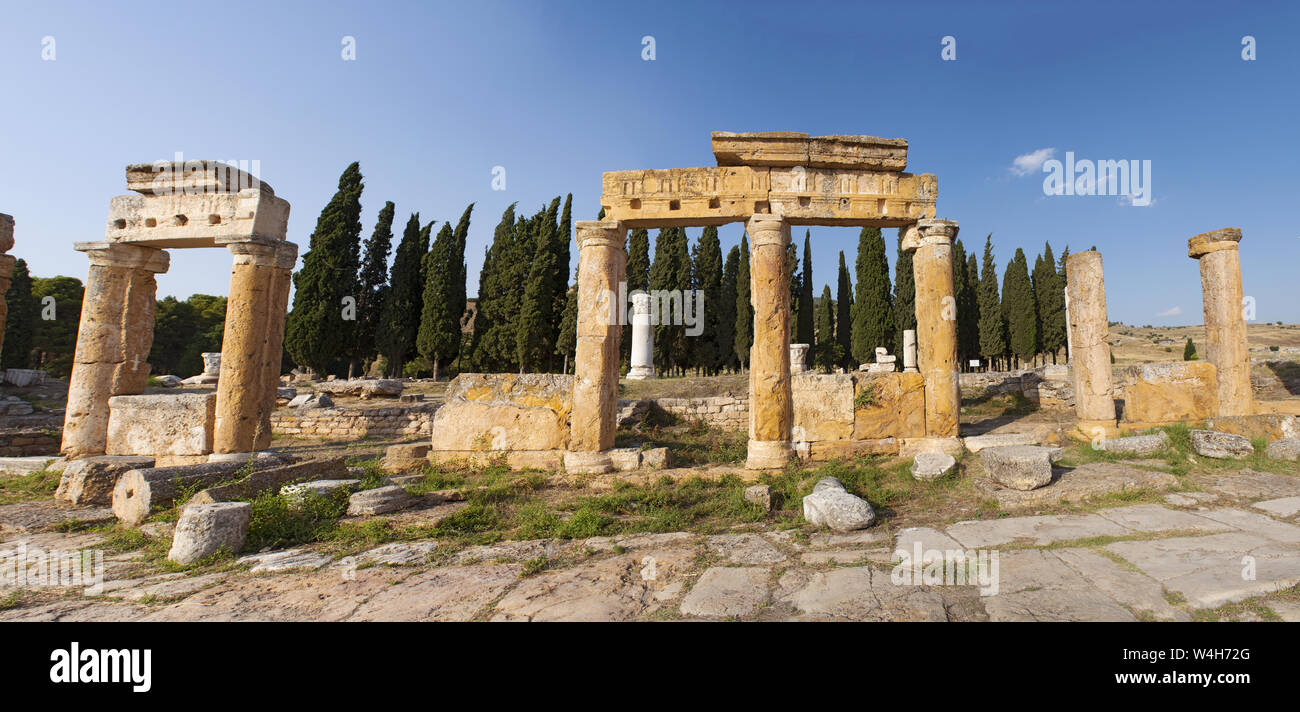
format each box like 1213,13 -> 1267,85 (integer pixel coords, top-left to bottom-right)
1004,248 -> 1038,366
796,230 -> 815,355
650,227 -> 691,375
448,203 -> 475,373
623,227 -> 651,366
286,162 -> 364,373
692,226 -> 724,374
2,258 -> 36,369
30,276 -> 83,378
378,212 -> 427,376
893,228 -> 915,357
417,222 -> 462,380
555,264 -> 579,373
836,252 -> 853,368
815,284 -> 842,372
472,204 -> 527,372
977,235 -> 1005,370
1033,242 -> 1066,363
955,242 -> 980,369
734,234 -> 753,370
718,246 -> 739,373
353,200 -> 395,374
851,227 -> 894,365
1183,337 -> 1197,361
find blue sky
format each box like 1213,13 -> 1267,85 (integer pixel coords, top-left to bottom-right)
1,0 -> 1297,326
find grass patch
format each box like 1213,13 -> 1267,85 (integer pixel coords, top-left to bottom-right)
617,421 -> 746,466
0,468 -> 61,505
243,488 -> 350,552
0,590 -> 23,610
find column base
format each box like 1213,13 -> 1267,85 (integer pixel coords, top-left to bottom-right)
745,440 -> 792,470
1071,419 -> 1120,442
626,366 -> 655,380
564,450 -> 615,475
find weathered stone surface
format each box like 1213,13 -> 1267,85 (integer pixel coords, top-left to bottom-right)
432,373 -> 573,453
111,453 -> 291,527
237,548 -> 333,573
314,379 -> 403,398
1252,497 -> 1300,518
347,486 -> 416,516
569,221 -> 624,457
1123,362 -> 1218,424
168,502 -> 251,565
744,484 -> 772,511
898,436 -> 965,457
53,455 -> 154,506
1189,228 -> 1253,416
1108,532 -> 1300,608
706,534 -> 787,564
281,479 -> 360,503
947,512 -> 1129,548
352,541 -> 441,567
963,432 -> 1039,453
1092,504 -> 1228,533
802,477 -> 875,531
979,446 -> 1053,491
380,442 -> 431,472
190,457 -> 349,505
712,131 -> 909,171
350,565 -> 520,621
910,452 -> 956,481
1194,508 -> 1300,543
976,462 -> 1178,510
983,550 -> 1137,622
1051,548 -> 1189,621
1189,429 -> 1254,459
1265,437 -> 1300,461
106,393 -> 216,457
582,532 -> 694,554
1209,470 -> 1300,499
289,392 -> 333,409
1099,431 -> 1170,455
791,373 -> 854,442
906,219 -> 961,437
680,567 -> 770,618
784,565 -> 970,621
746,215 -> 793,469
492,549 -> 693,621
0,501 -> 114,535
1065,251 -> 1117,423
1206,414 -> 1299,443
852,371 -> 926,440
154,375 -> 182,387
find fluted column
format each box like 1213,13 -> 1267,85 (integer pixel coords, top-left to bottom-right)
904,219 -> 961,437
1065,250 -> 1117,426
746,214 -> 793,469
565,220 -> 626,474
627,292 -> 655,380
1189,228 -> 1253,416
62,242 -> 169,458
213,240 -> 297,454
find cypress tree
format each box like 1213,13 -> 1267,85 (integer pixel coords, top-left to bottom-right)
787,242 -> 801,350
417,222 -> 462,380
893,228 -> 915,357
693,226 -> 724,374
718,245 -> 739,373
836,252 -> 853,368
448,203 -> 474,372
734,234 -> 753,370
556,263 -> 579,373
815,284 -> 840,372
955,243 -> 980,368
851,227 -> 894,365
977,235 -> 1005,370
353,200 -> 395,374
2,258 -> 36,369
473,204 -> 530,372
1005,248 -> 1038,366
1183,337 -> 1197,361
1034,242 -> 1066,363
796,230 -> 815,353
517,237 -> 558,372
623,227 -> 651,366
286,162 -> 364,373
378,213 -> 426,376
650,227 -> 691,375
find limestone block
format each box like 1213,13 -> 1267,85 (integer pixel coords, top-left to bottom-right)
899,437 -> 965,457
168,502 -> 251,565
314,379 -> 403,398
963,433 -> 1041,452
3,369 -> 45,387
0,212 -> 12,253
792,373 -> 855,442
347,486 -> 416,516
808,439 -> 899,460
188,457 -> 349,504
852,372 -> 926,440
802,477 -> 876,531
1099,431 -> 1171,456
54,455 -> 155,506
910,452 -> 957,481
112,453 -> 291,527
744,484 -> 772,512
106,393 -> 215,457
711,131 -> 908,171
1204,415 -> 1298,443
1189,430 -> 1254,459
381,442 -> 432,473
980,446 -> 1054,491
1265,438 -> 1300,461
1123,362 -> 1219,424
281,479 -> 361,504
431,374 -> 572,452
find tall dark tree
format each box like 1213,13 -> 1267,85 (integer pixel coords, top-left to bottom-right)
693,226 -> 724,374
30,276 -> 83,378
893,228 -> 915,357
815,284 -> 841,372
448,203 -> 474,372
2,258 -> 36,369
787,241 -> 801,352
378,213 -> 427,376
734,234 -> 753,370
977,235 -> 1005,370
796,230 -> 815,359
286,162 -> 364,373
353,200 -> 395,374
953,240 -> 980,369
718,245 -> 740,373
472,204 -> 528,372
650,227 -> 691,375
836,252 -> 853,369
417,223 -> 462,380
623,227 -> 651,366
1033,241 -> 1067,363
556,263 -> 579,373
1004,248 -> 1038,366
851,227 -> 894,365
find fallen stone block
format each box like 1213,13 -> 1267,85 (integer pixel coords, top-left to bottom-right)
289,392 -> 333,409
640,447 -> 671,469
1100,431 -> 1170,456
112,453 -> 292,527
188,457 -> 349,504
963,432 -> 1039,453
154,375 -> 183,388
54,455 -> 155,506
910,452 -> 956,481
1190,429 -> 1254,459
1265,437 -> 1300,462
744,484 -> 772,511
802,477 -> 875,531
167,502 -> 251,565
980,445 -> 1054,491
347,485 -> 416,516
106,393 -> 216,457
315,379 -> 403,398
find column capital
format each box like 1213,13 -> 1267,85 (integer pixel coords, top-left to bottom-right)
1188,227 -> 1241,259
746,214 -> 790,248
917,218 -> 959,242
575,220 -> 625,251
227,239 -> 298,269
74,241 -> 170,273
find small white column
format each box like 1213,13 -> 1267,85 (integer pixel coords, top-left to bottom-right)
903,329 -> 918,372
789,343 -> 810,374
627,292 -> 655,380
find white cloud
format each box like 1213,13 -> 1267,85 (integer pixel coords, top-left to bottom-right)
1010,147 -> 1055,176
1156,306 -> 1181,317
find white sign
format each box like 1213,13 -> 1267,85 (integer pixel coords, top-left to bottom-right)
969,359 -> 980,367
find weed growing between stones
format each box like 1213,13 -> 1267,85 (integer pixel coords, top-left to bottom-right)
0,467 -> 60,505
243,488 -> 350,551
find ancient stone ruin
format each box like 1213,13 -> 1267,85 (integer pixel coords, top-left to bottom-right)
60,162 -> 297,464
0,213 -> 14,363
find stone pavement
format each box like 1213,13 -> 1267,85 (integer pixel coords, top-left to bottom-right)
4,479 -> 1300,622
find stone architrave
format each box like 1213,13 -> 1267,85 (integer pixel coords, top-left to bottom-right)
61,243 -> 170,458
902,219 -> 960,437
213,240 -> 298,454
1065,250 -> 1117,427
565,221 -> 627,474
746,214 -> 793,469
0,213 -> 13,363
627,291 -> 655,380
902,329 -> 918,372
1188,228 -> 1253,416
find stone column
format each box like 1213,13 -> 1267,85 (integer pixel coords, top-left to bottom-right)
212,241 -> 297,454
746,214 -> 793,469
626,291 -> 655,380
789,344 -> 809,374
566,220 -> 626,473
902,329 -> 918,372
903,220 -> 961,438
1189,228 -> 1253,416
0,214 -> 13,363
1064,250 -> 1117,429
62,242 -> 169,458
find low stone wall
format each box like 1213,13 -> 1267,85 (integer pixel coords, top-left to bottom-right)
271,403 -> 441,439
638,396 -> 749,430
959,365 -> 1074,409
0,427 -> 61,457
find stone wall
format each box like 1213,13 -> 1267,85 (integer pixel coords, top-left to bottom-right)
271,403 -> 440,439
637,396 -> 749,430
0,427 -> 61,457
959,365 -> 1074,409
788,372 -> 926,460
